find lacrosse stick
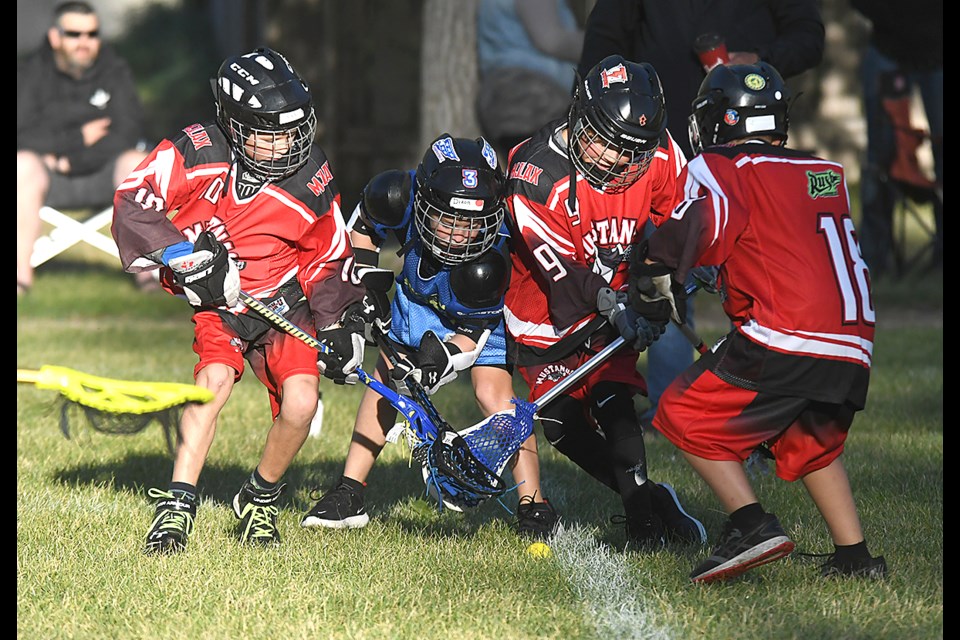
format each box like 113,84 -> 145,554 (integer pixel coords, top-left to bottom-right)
370,326 -> 523,509
237,290 -> 508,503
426,280 -> 709,509
17,365 -> 214,453
421,331 -> 633,510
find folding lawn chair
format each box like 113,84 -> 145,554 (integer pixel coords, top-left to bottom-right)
30,204 -> 119,268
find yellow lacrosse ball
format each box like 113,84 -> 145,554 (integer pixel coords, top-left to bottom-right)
526,541 -> 552,559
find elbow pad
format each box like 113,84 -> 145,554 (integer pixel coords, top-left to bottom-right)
360,169 -> 414,239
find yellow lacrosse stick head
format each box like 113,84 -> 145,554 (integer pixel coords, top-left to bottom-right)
17,366 -> 214,415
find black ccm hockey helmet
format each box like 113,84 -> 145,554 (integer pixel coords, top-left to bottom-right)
414,134 -> 505,266
212,47 -> 317,181
688,62 -> 791,154
569,55 -> 667,194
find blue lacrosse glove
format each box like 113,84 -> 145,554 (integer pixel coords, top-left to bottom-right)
596,287 -> 666,352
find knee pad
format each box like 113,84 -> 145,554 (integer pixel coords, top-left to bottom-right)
538,395 -> 584,445
589,382 -> 639,444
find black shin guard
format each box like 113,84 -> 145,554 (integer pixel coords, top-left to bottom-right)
590,382 -> 653,514
539,395 -> 618,492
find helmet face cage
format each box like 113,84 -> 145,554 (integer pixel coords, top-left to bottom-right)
568,56 -> 665,194
569,109 -> 656,194
414,194 -> 504,265
214,48 -> 317,182
414,135 -> 505,266
221,111 -> 317,182
688,62 -> 790,154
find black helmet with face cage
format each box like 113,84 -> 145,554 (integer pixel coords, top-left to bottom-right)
212,47 -> 317,181
414,134 -> 505,266
568,55 -> 667,193
688,62 -> 791,154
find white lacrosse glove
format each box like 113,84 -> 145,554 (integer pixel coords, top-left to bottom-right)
167,231 -> 240,308
391,329 -> 491,395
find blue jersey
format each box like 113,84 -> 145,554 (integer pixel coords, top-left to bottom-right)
350,169 -> 511,366
390,219 -> 510,367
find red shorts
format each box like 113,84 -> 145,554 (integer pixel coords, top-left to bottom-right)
653,367 -> 853,481
192,309 -> 320,418
518,345 -> 646,405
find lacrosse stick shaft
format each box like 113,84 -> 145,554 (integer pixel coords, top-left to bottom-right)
641,280 -> 708,355
237,290 -> 434,436
530,280 -> 706,413
533,335 -> 626,415
369,326 -> 451,431
678,280 -> 708,355
677,321 -> 708,355
532,279 -> 706,414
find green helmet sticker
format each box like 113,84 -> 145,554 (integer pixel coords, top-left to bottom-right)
744,73 -> 766,91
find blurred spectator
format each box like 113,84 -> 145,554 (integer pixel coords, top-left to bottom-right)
17,1 -> 150,296
476,0 -> 583,161
577,0 -> 824,433
852,0 -> 942,278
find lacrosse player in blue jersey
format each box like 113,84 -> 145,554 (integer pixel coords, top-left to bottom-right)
301,134 -> 559,538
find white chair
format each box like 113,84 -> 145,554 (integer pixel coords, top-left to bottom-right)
30,204 -> 119,268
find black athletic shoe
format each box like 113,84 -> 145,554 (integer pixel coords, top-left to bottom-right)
515,496 -> 560,539
690,513 -> 795,583
232,480 -> 286,546
300,480 -> 369,529
820,553 -> 888,579
144,488 -> 196,555
651,482 -> 707,545
613,513 -> 666,552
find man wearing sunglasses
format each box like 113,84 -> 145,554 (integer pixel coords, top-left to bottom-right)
17,1 -> 149,296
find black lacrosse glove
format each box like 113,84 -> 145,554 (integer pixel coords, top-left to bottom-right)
689,265 -> 719,295
316,303 -> 366,385
353,260 -> 395,344
168,231 -> 240,309
596,287 -> 666,352
628,261 -> 687,326
391,330 -> 461,395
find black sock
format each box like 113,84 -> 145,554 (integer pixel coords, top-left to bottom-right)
833,540 -> 870,561
339,475 -> 365,493
730,503 -> 766,530
169,482 -> 196,502
251,468 -> 277,492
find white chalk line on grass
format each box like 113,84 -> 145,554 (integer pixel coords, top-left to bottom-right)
549,523 -> 677,640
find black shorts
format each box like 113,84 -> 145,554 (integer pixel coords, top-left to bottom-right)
45,160 -> 118,209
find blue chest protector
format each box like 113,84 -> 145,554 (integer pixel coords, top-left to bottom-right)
365,170 -> 510,364
395,223 -> 509,328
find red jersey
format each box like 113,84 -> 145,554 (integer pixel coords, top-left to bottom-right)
503,120 -> 685,358
648,141 -> 874,407
111,121 -> 362,329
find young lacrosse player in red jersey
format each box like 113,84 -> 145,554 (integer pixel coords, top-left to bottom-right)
112,48 -> 365,554
631,62 -> 886,582
502,55 -> 706,551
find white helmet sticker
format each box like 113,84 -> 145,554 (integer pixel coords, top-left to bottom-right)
449,197 -> 484,211
745,114 -> 776,133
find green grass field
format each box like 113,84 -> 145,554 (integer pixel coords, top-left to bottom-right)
17,251 -> 942,640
